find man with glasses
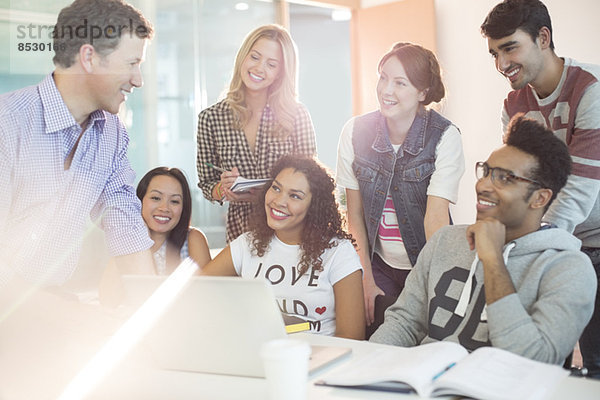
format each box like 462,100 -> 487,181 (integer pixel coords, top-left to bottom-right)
481,0 -> 600,376
370,115 -> 596,365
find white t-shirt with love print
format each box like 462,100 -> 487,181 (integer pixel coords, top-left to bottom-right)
230,233 -> 362,336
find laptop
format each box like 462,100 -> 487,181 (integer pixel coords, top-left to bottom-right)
121,275 -> 351,378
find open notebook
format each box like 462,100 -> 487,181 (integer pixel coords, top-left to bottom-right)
121,275 -> 351,378
230,176 -> 270,193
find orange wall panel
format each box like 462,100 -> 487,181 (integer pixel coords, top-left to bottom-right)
351,0 -> 437,115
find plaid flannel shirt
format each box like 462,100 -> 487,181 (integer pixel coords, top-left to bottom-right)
196,99 -> 316,242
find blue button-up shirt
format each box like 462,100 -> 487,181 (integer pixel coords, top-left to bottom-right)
0,74 -> 152,286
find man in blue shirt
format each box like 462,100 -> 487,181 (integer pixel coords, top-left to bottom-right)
0,0 -> 155,307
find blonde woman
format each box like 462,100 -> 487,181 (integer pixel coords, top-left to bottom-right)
197,24 -> 317,243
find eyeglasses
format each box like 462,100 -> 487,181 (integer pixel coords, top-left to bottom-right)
475,161 -> 542,188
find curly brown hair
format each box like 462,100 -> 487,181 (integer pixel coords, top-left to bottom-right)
249,155 -> 354,276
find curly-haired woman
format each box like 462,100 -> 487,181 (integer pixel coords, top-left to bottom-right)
196,24 -> 317,243
201,155 -> 365,339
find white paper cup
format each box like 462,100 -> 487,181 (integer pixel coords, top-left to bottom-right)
260,338 -> 311,400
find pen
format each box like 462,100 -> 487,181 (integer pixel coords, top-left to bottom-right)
205,162 -> 227,173
431,362 -> 456,381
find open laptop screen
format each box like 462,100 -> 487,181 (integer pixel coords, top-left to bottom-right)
122,275 -> 287,378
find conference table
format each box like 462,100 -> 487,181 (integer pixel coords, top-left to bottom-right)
88,332 -> 600,400
2,293 -> 599,400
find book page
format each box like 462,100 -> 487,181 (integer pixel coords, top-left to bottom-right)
432,346 -> 569,400
317,341 -> 468,396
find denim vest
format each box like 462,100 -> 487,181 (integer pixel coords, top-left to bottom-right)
351,109 -> 451,266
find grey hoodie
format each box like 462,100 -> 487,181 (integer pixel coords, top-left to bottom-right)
370,224 -> 597,364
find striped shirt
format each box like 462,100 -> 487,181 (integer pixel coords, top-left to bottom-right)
196,99 -> 317,242
0,73 -> 153,287
502,58 -> 600,247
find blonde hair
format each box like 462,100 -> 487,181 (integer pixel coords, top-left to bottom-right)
226,24 -> 299,136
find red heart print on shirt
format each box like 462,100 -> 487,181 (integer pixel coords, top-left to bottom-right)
315,306 -> 326,315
